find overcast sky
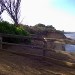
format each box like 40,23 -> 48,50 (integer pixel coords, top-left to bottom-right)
1,0 -> 75,32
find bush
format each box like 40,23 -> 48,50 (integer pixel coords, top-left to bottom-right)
0,21 -> 29,35
15,26 -> 29,35
0,21 -> 30,44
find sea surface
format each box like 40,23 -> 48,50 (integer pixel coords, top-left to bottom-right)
64,33 -> 75,52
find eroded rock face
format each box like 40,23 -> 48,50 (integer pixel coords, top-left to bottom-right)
34,31 -> 66,39
45,31 -> 66,51
33,31 -> 66,51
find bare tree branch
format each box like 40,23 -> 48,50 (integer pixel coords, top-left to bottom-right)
0,2 -> 5,21
0,0 -> 21,25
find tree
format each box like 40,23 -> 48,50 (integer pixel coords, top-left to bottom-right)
0,3 -> 5,21
46,25 -> 56,31
35,23 -> 45,27
0,0 -> 21,25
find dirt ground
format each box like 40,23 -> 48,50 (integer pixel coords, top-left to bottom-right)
0,50 -> 75,75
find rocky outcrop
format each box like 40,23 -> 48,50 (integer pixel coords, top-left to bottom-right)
34,30 -> 66,51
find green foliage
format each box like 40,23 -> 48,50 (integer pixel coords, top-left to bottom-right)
0,21 -> 29,36
0,21 -> 30,44
15,26 -> 29,36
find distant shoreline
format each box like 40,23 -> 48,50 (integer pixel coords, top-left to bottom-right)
64,32 -> 75,34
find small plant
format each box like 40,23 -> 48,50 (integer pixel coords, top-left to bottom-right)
15,26 -> 29,35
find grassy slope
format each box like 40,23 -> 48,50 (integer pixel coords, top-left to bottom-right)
0,51 -> 75,75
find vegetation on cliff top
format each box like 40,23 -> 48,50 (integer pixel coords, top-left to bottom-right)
0,21 -> 64,36
22,23 -> 64,34
0,21 -> 29,36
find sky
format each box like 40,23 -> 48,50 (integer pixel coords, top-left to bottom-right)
1,0 -> 75,32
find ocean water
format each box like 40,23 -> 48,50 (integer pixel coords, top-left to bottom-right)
64,33 -> 75,52
65,33 -> 75,40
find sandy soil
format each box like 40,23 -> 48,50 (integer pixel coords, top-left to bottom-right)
0,50 -> 75,75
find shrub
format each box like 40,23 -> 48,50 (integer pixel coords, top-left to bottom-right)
15,26 -> 29,35
0,21 -> 30,44
0,21 -> 30,35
